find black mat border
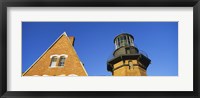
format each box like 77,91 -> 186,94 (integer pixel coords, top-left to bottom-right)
0,0 -> 199,98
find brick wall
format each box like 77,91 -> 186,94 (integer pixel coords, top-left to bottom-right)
23,34 -> 87,76
113,60 -> 147,76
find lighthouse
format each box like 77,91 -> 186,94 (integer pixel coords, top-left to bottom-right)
107,33 -> 151,76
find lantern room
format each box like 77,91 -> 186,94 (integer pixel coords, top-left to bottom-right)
114,33 -> 134,49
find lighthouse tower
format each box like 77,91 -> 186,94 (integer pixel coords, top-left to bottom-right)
107,33 -> 151,76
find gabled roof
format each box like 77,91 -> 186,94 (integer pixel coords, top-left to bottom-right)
22,32 -> 88,76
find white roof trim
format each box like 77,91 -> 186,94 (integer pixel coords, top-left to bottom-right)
63,32 -> 68,36
65,35 -> 88,76
23,32 -> 68,76
23,31 -> 88,76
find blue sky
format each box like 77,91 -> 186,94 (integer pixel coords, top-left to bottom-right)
22,22 -> 178,76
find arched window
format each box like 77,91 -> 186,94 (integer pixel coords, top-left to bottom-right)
50,56 -> 58,67
59,56 -> 66,67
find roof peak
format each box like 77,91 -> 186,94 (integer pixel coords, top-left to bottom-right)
62,32 -> 68,36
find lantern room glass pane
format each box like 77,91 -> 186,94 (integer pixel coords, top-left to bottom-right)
118,37 -> 120,48
115,34 -> 134,49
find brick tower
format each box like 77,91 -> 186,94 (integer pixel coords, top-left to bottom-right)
107,33 -> 151,76
23,32 -> 88,76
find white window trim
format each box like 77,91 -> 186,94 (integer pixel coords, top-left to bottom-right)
49,54 -> 68,68
60,54 -> 68,58
50,54 -> 59,58
50,54 -> 68,58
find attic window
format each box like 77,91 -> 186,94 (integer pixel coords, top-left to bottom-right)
50,56 -> 58,67
58,56 -> 66,67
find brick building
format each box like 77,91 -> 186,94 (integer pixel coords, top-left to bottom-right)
23,32 -> 88,76
23,32 -> 150,76
107,33 -> 151,76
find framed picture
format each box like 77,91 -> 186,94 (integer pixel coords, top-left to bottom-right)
0,0 -> 199,98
